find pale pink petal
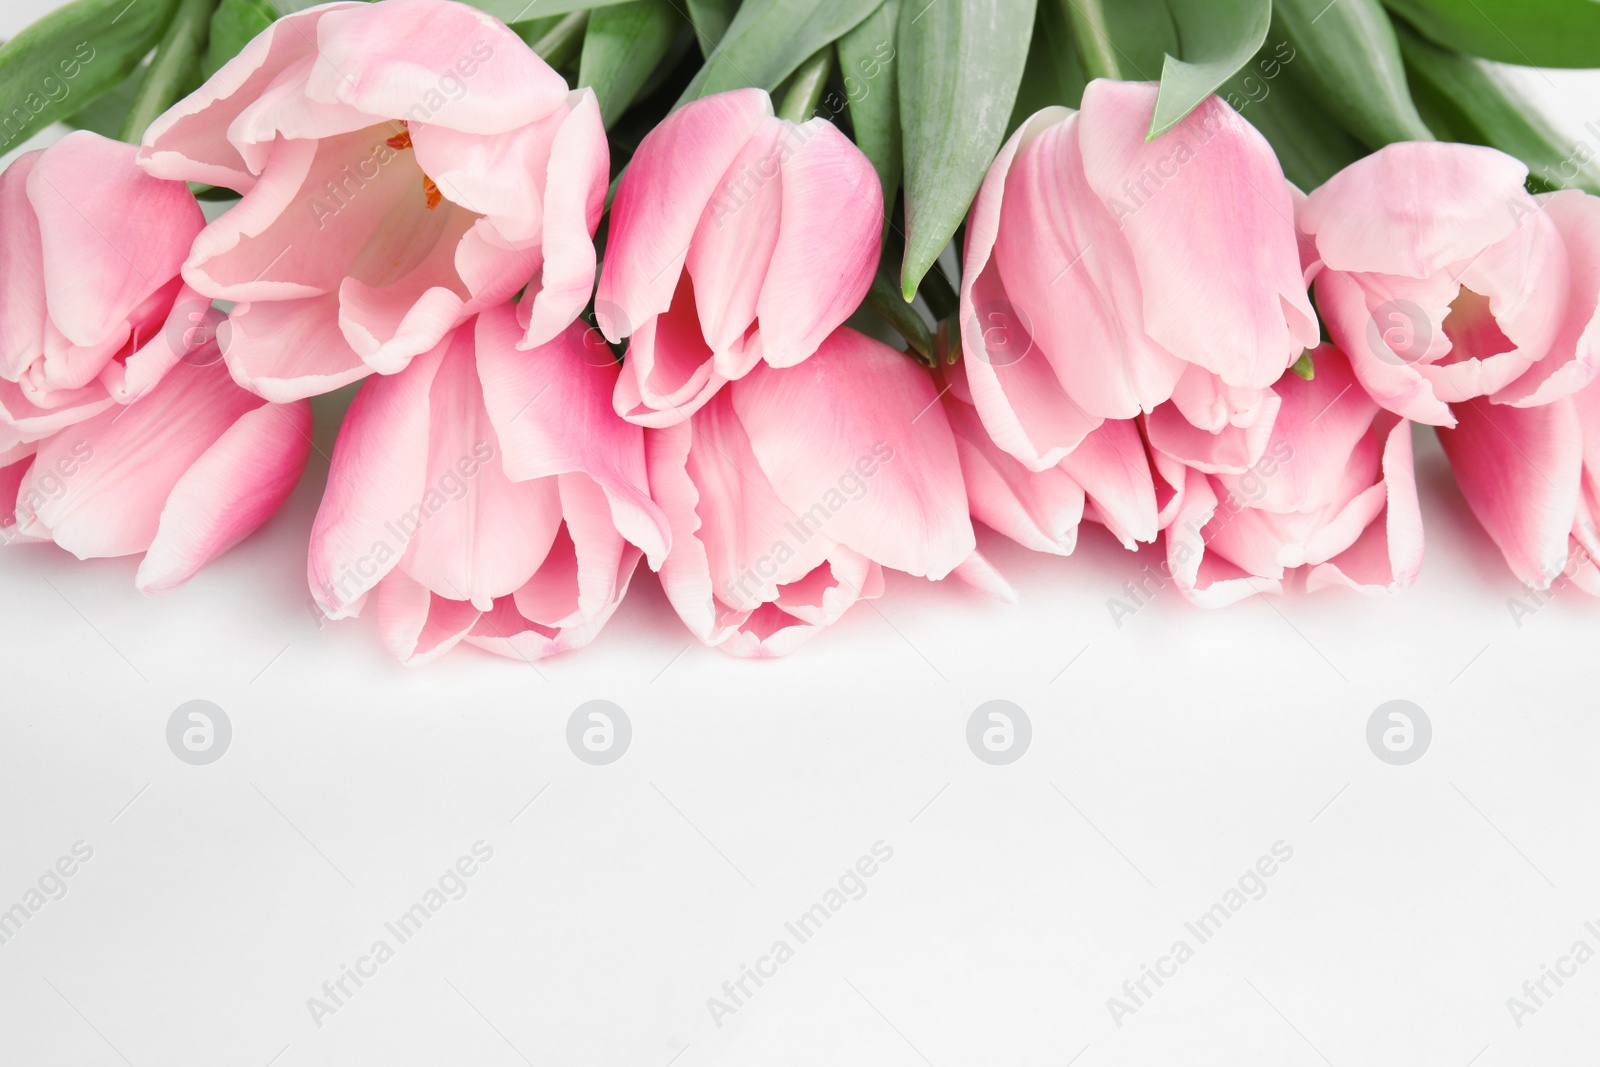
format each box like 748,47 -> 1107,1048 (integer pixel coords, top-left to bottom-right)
29,132 -> 204,350
375,568 -> 482,666
1062,418 -> 1158,547
597,88 -> 772,338
1438,397 -> 1583,587
18,362 -> 258,558
1301,141 -> 1531,277
1078,80 -> 1316,388
520,91 -> 608,348
307,0 -> 567,135
1316,268 -> 1457,425
991,113 -> 1185,418
226,296 -> 372,403
734,328 -> 975,578
307,336 -> 441,616
961,107 -> 1103,470
1496,190 -> 1600,406
137,399 -> 312,592
476,306 -> 668,565
1166,469 -> 1280,607
0,150 -> 45,382
139,5 -> 360,189
946,396 -> 1084,555
952,549 -> 1017,603
1145,390 -> 1282,475
1307,417 -> 1424,593
612,271 -> 724,427
755,119 -> 882,368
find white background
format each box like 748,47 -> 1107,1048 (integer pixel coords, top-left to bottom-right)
5,5 -> 1600,1065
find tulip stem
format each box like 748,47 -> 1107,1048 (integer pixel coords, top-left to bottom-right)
777,46 -> 835,124
531,11 -> 589,70
865,272 -> 935,366
119,0 -> 217,143
1059,0 -> 1121,83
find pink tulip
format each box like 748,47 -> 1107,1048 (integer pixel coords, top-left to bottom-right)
307,306 -> 668,665
597,88 -> 882,427
1,359 -> 311,592
139,0 -> 607,402
1301,144 -> 1600,425
1435,386 -> 1600,594
646,327 -> 987,656
1,131 -> 207,454
1151,345 -> 1423,607
960,80 -> 1319,474
941,374 -> 1165,556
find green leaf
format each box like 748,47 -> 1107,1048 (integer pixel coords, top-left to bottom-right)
1398,23 -> 1600,195
470,0 -> 629,23
837,0 -> 901,204
0,0 -> 182,153
684,0 -> 737,55
686,0 -> 885,100
1381,0 -> 1600,67
1290,351 -> 1315,379
121,0 -> 217,142
1220,46 -> 1365,191
1008,0 -> 1085,131
578,0 -> 678,126
1148,0 -> 1270,138
201,0 -> 277,79
1099,0 -> 1177,80
62,60 -> 144,138
1272,0 -> 1431,146
898,0 -> 1036,299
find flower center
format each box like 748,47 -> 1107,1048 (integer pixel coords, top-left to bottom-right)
385,124 -> 443,211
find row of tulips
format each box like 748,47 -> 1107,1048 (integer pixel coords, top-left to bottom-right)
3,0 -> 1597,665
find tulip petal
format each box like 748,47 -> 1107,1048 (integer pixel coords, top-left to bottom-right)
1438,396 -> 1583,587
137,398 -> 312,592
1062,418 -> 1158,547
1300,141 -> 1530,278
946,396 -> 1084,555
29,132 -> 204,350
476,306 -> 669,566
755,119 -> 882,368
1496,190 -> 1600,407
1077,81 -> 1315,388
598,89 -> 772,336
307,0 -> 567,135
733,327 -> 974,578
0,150 -> 45,383
521,91 -> 608,349
226,295 -> 373,403
376,568 -> 482,666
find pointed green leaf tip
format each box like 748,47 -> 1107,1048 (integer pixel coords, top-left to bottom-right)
1291,351 -> 1315,380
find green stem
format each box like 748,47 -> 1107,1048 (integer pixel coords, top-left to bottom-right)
777,46 -> 834,124
865,272 -> 934,366
532,11 -> 589,69
119,0 -> 216,143
1058,0 -> 1120,83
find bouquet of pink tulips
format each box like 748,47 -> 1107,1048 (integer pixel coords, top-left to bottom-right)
3,0 -> 1599,663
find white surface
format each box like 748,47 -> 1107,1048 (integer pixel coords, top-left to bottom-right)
5,7 -> 1600,1065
